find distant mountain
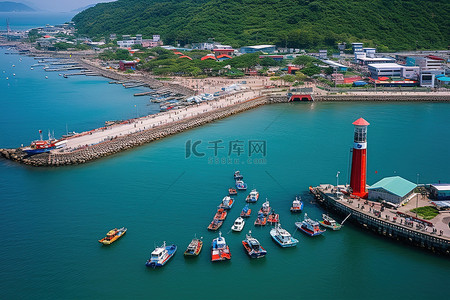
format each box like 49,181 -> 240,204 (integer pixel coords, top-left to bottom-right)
0,1 -> 34,12
73,0 -> 450,51
72,4 -> 96,13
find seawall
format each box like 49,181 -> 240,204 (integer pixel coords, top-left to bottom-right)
0,96 -> 268,167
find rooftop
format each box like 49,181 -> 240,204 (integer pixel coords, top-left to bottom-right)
358,57 -> 395,62
241,45 -> 275,49
369,176 -> 417,197
431,183 -> 450,191
352,117 -> 370,126
368,63 -> 403,69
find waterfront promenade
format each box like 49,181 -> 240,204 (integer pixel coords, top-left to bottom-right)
313,184 -> 450,254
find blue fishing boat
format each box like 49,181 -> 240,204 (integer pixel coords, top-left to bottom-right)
242,230 -> 267,258
245,189 -> 259,203
295,213 -> 326,237
218,196 -> 234,210
240,204 -> 252,218
145,242 -> 177,268
235,180 -> 247,190
270,223 -> 298,247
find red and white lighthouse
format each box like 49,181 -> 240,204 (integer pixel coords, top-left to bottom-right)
350,117 -> 370,198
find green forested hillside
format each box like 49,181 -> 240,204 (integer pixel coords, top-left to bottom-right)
73,0 -> 449,51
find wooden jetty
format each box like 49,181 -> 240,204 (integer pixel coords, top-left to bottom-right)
310,185 -> 450,255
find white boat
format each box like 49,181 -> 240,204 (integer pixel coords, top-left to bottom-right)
211,232 -> 231,261
270,223 -> 298,248
218,196 -> 234,210
245,189 -> 259,203
231,217 -> 245,232
319,214 -> 342,230
145,241 -> 177,268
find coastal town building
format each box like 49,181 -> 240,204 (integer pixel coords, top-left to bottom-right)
322,59 -> 348,72
368,176 -> 417,205
356,57 -> 396,65
240,45 -> 276,54
318,50 -> 328,59
430,184 -> 450,200
117,34 -> 163,48
213,45 -> 235,56
352,42 -> 363,54
119,60 -> 137,71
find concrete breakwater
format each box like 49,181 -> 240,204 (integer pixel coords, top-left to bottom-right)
0,96 -> 268,167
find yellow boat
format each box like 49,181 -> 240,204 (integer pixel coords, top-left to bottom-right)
98,227 -> 127,245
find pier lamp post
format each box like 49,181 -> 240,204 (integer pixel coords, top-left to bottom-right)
336,171 -> 340,188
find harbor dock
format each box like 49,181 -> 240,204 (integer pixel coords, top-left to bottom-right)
310,185 -> 450,255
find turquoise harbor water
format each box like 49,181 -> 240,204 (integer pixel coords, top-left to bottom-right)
1,50 -> 450,299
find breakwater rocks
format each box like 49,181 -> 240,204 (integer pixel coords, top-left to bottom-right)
0,97 -> 268,167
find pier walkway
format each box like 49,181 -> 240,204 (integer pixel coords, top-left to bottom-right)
312,184 -> 450,254
61,89 -> 262,151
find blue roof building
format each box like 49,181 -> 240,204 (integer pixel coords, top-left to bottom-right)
240,45 -> 276,54
368,176 -> 417,204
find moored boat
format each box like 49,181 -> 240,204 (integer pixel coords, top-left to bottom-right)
234,170 -> 243,180
270,223 -> 298,248
211,232 -> 231,262
98,227 -> 127,245
228,188 -> 237,195
242,230 -> 267,258
231,217 -> 245,232
213,208 -> 227,220
259,199 -> 271,216
146,242 -> 177,268
296,213 -> 326,237
290,196 -> 303,212
240,204 -> 252,218
267,210 -> 280,224
184,237 -> 203,256
245,189 -> 259,203
235,180 -> 247,190
254,212 -> 267,226
319,214 -> 342,230
218,196 -> 234,210
208,218 -> 224,231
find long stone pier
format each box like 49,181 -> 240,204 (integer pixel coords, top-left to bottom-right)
0,96 -> 268,166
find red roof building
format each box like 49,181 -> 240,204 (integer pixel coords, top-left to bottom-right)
213,49 -> 234,56
119,60 -> 137,71
178,55 -> 192,60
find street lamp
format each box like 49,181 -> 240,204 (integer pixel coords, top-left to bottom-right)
336,171 -> 340,188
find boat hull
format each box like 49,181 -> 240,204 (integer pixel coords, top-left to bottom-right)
146,245 -> 177,268
270,235 -> 298,248
319,221 -> 342,230
295,223 -> 326,236
242,241 -> 267,258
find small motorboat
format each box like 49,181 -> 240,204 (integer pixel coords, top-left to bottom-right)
98,227 -> 127,245
228,188 -> 237,195
267,210 -> 280,224
184,236 -> 203,256
213,208 -> 227,221
319,214 -> 342,231
240,204 -> 252,218
242,230 -> 267,258
290,196 -> 303,213
259,200 -> 271,216
218,196 -> 234,210
234,170 -> 243,180
235,180 -> 247,190
211,232 -> 231,262
270,223 -> 298,248
254,212 -> 267,226
296,213 -> 326,237
231,217 -> 245,232
245,189 -> 259,203
146,242 -> 177,268
207,218 -> 224,231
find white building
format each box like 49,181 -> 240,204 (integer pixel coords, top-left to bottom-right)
356,57 -> 396,65
401,66 -> 420,80
368,176 -> 417,205
368,63 -> 403,78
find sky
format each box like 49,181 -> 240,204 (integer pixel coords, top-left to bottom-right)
18,0 -> 116,12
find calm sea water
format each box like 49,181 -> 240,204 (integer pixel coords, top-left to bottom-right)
0,12 -> 76,31
1,51 -> 450,299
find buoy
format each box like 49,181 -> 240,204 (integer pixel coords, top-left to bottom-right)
31,67 -> 34,70
12,64 -> 15,67
6,77 -> 9,80
45,76 -> 48,79
13,73 -> 15,76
